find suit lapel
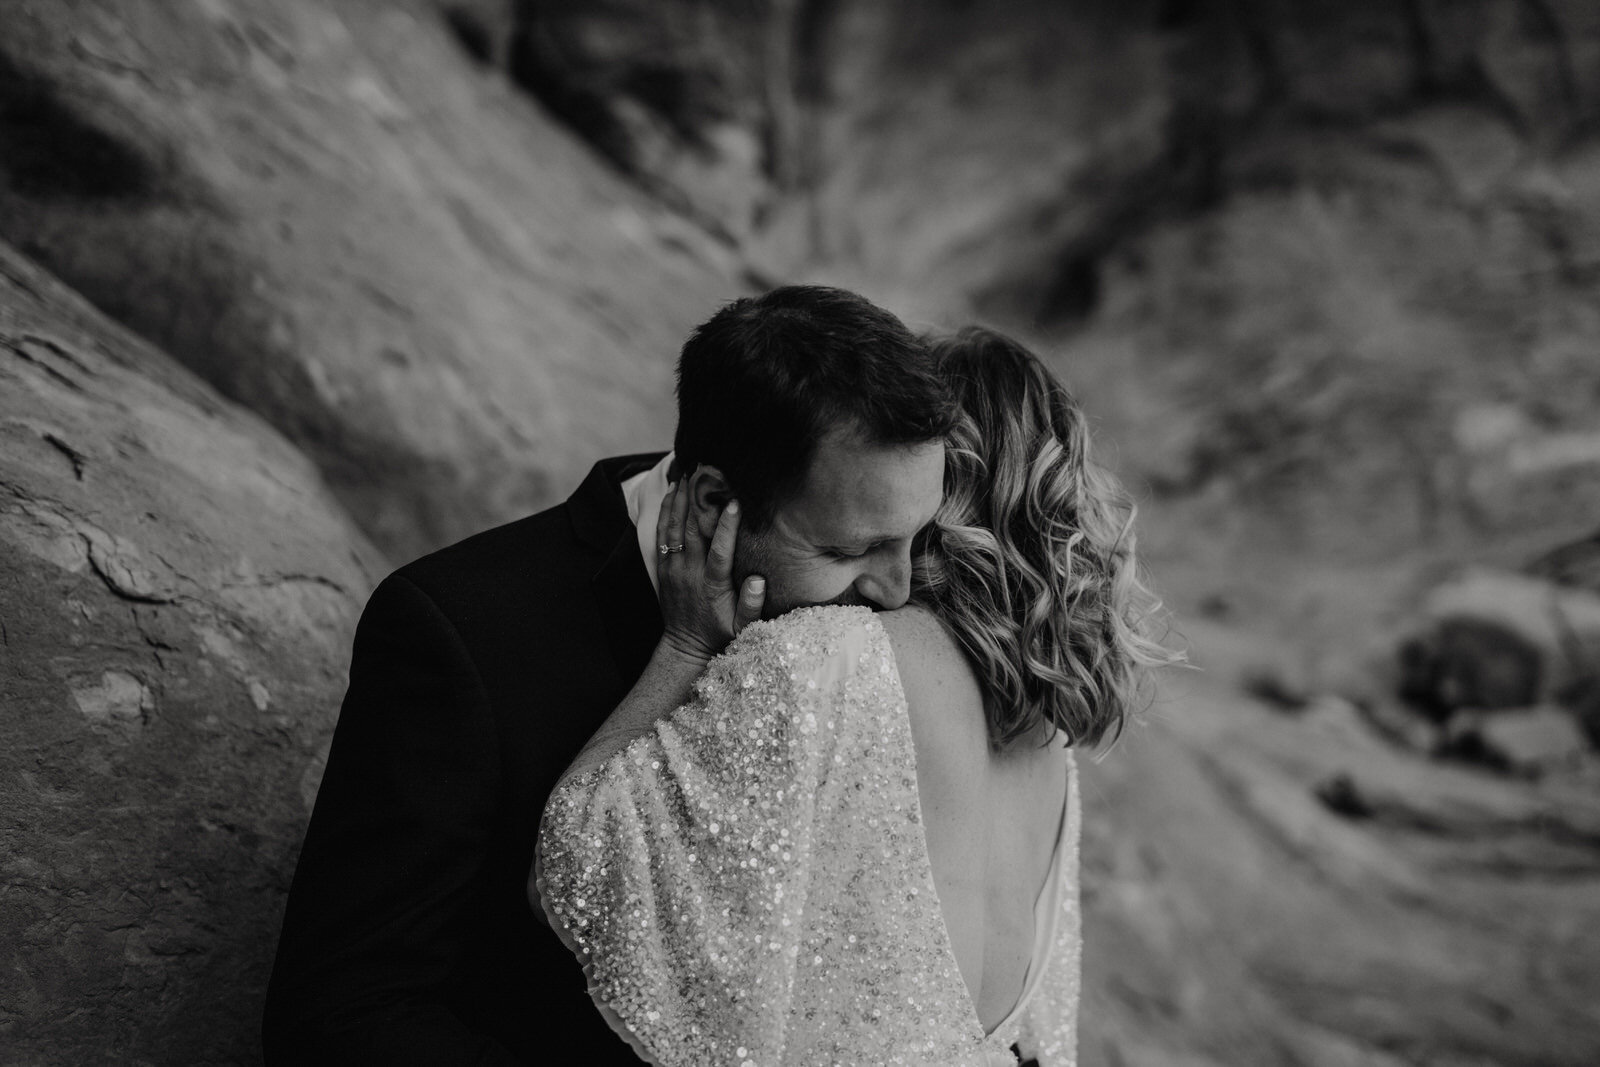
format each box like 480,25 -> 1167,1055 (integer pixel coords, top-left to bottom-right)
592,530 -> 664,686
567,453 -> 666,687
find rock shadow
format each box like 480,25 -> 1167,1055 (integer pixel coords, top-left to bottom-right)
0,52 -> 160,202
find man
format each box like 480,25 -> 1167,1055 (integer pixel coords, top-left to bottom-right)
262,285 -> 957,1064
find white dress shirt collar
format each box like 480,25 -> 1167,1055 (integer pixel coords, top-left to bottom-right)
619,452 -> 676,598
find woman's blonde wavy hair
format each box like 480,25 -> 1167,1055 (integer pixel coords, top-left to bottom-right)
912,327 -> 1179,751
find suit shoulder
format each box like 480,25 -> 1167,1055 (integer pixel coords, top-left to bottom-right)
390,505 -> 579,602
393,451 -> 649,601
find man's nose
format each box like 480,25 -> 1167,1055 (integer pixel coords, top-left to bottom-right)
858,554 -> 912,611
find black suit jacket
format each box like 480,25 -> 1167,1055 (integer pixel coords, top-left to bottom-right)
264,454 -> 666,1065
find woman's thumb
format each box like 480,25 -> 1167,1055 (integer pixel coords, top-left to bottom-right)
734,575 -> 766,633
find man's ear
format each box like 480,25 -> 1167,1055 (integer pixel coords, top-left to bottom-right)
686,465 -> 733,539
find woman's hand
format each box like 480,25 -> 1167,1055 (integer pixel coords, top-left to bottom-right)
655,476 -> 766,665
563,478 -> 769,778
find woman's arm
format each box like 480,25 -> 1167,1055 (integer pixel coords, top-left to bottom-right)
565,476 -> 765,777
535,605 -> 886,1067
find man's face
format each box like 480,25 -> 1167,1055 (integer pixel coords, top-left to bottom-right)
733,430 -> 946,617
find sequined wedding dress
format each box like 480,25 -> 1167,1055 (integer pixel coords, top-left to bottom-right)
536,605 -> 1081,1067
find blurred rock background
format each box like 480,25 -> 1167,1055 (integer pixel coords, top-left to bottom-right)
1,0 -> 1597,1063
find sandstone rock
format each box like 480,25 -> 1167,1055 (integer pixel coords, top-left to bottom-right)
1420,568 -> 1600,700
633,1 -> 1600,551
0,240 -> 383,1064
1447,705 -> 1593,775
436,0 -> 516,67
491,1 -> 1600,557
508,0 -> 778,240
1382,566 -> 1600,756
1398,615 -> 1543,717
1570,676 -> 1600,748
0,0 -> 741,561
1080,671 -> 1600,1065
1527,526 -> 1600,594
1352,692 -> 1446,754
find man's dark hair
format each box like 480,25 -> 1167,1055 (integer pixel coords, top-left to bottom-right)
675,285 -> 958,530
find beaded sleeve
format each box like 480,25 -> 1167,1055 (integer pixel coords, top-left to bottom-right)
534,604 -> 1075,1067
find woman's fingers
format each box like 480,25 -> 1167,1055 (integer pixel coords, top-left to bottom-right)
662,476 -> 690,566
656,481 -> 761,657
704,499 -> 739,586
654,477 -> 677,554
734,575 -> 766,633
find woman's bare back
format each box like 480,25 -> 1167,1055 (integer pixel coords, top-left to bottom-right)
880,605 -> 1073,1033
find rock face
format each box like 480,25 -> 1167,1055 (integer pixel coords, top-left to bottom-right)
1417,570 -> 1600,706
515,0 -> 1600,553
1528,527 -> 1600,593
0,240 -> 384,1065
1399,616 -> 1544,718
0,0 -> 742,562
1352,564 -> 1600,781
1080,673 -> 1600,1067
1452,705 -> 1592,774
507,0 -> 778,241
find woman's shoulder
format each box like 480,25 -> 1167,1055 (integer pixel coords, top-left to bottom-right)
878,604 -> 990,775
876,602 -> 956,652
877,605 -> 984,709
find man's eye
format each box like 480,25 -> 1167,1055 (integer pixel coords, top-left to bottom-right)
827,548 -> 866,560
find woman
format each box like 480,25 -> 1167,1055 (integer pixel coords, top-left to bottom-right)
533,327 -> 1176,1066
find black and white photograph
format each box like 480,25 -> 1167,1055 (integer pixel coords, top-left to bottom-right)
3,1 -> 1599,1064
